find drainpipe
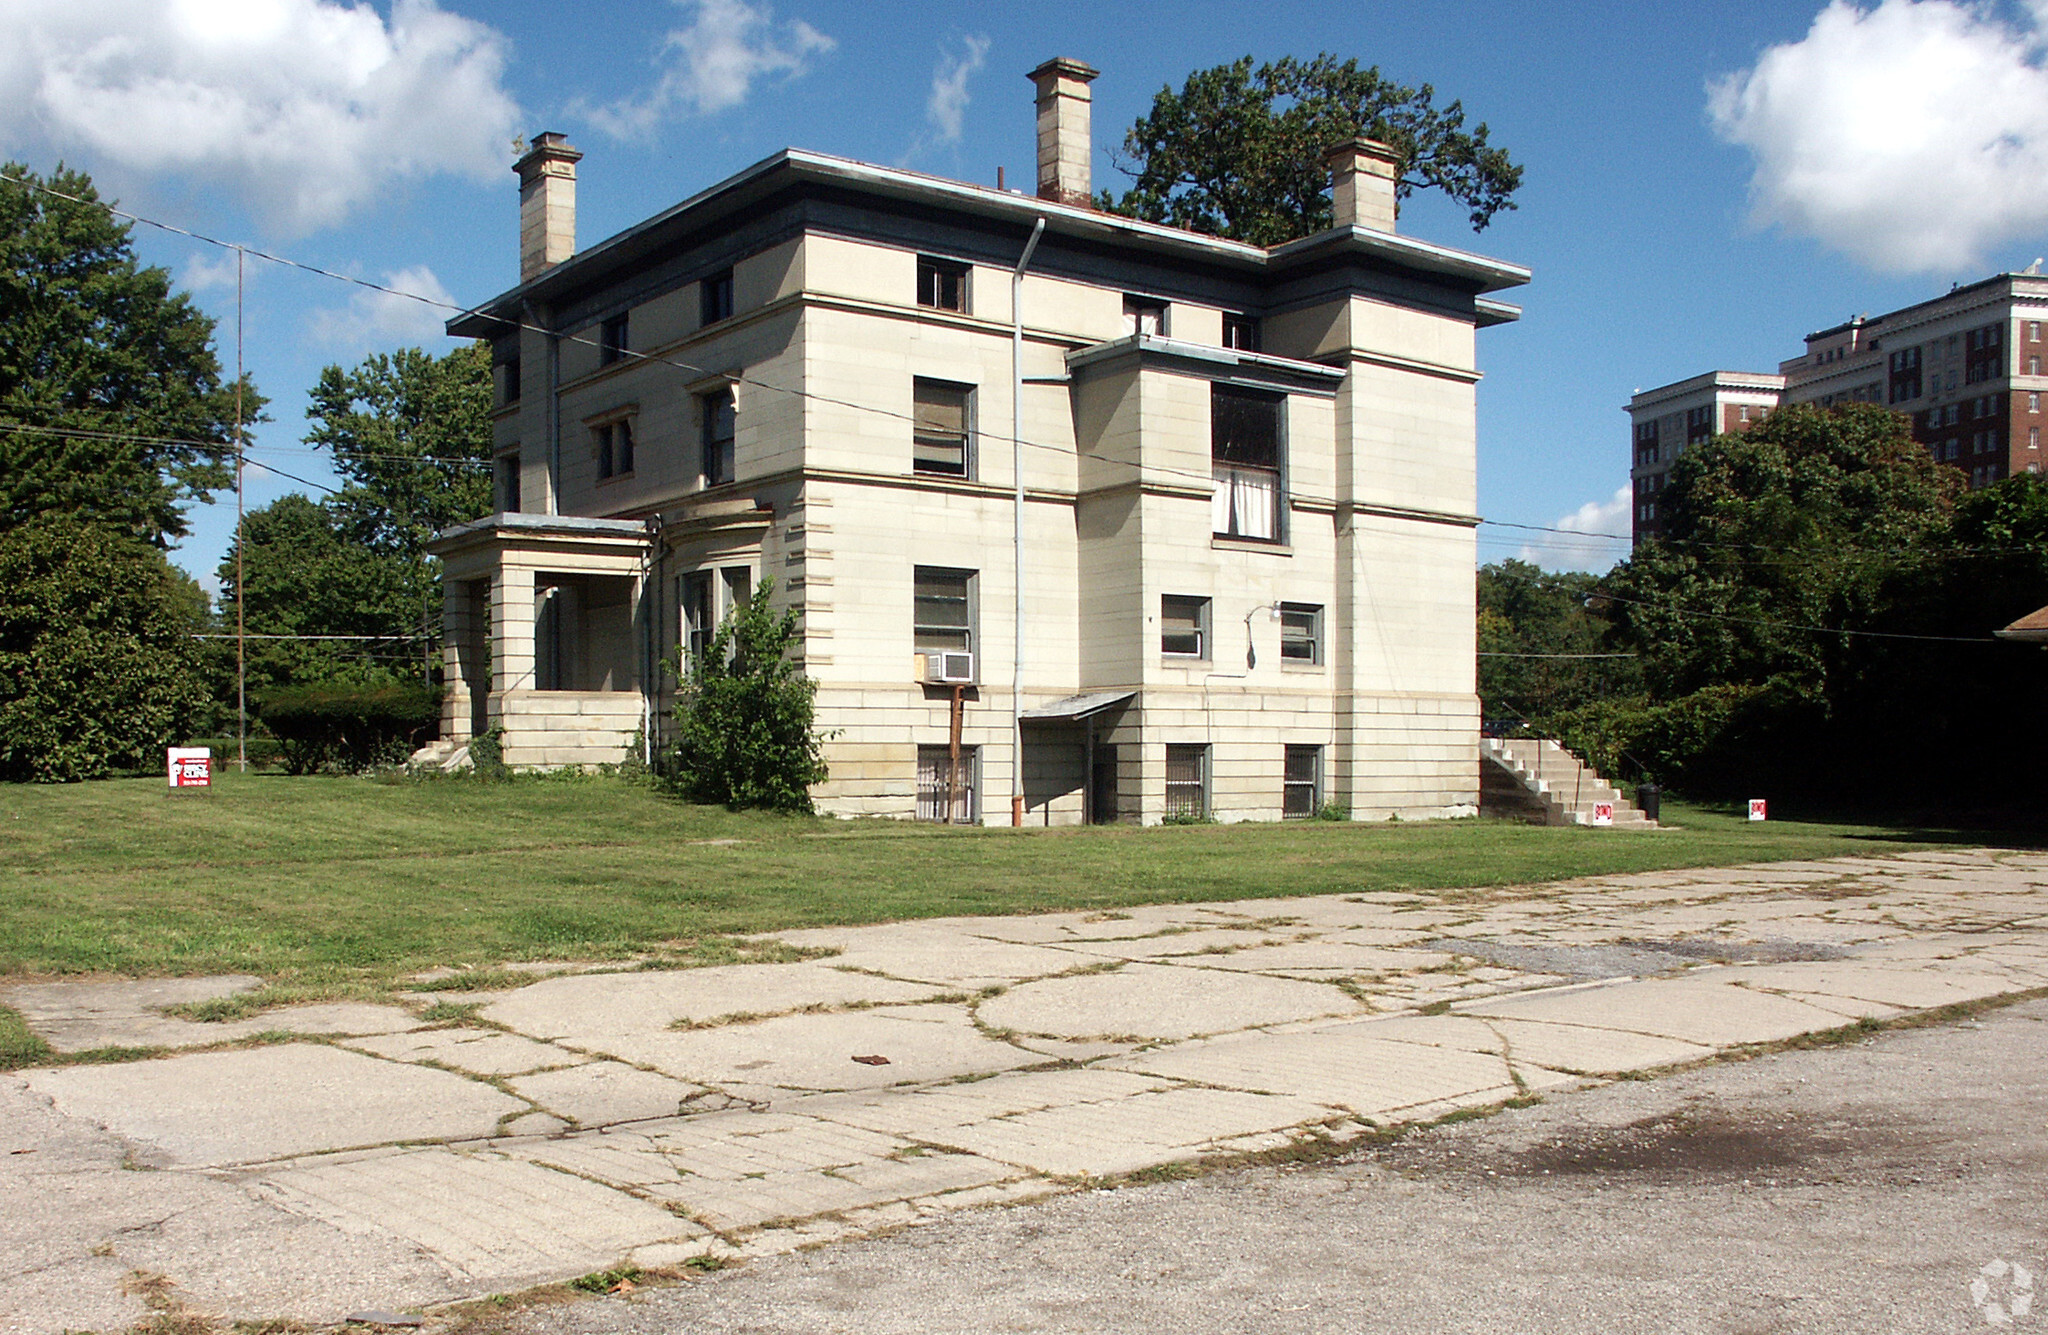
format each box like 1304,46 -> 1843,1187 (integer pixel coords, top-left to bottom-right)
1011,216 -> 1045,828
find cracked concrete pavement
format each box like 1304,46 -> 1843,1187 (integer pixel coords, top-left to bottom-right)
3,846 -> 2046,1333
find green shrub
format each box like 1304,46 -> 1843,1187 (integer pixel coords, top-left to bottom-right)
255,679 -> 440,775
0,516 -> 210,782
661,577 -> 829,813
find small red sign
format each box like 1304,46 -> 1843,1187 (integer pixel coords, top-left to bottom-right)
167,747 -> 212,789
1591,801 -> 1614,826
1748,798 -> 1768,822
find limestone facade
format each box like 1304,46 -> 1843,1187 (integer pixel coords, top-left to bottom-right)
431,81 -> 1527,824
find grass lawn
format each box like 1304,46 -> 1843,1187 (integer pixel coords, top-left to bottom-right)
0,770 -> 1997,992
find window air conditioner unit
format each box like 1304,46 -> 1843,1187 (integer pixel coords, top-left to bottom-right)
928,651 -> 975,684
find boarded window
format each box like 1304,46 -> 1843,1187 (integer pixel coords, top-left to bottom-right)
914,380 -> 972,477
1165,744 -> 1208,819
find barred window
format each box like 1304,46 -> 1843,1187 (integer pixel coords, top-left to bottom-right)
1165,744 -> 1208,819
917,745 -> 978,823
1283,745 -> 1321,819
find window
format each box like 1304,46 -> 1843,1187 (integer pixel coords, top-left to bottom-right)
701,388 -> 735,486
2031,321 -> 2041,342
593,418 -> 634,480
680,571 -> 714,661
2033,357 -> 2043,376
494,357 -> 520,409
599,314 -> 628,366
917,745 -> 978,823
1161,595 -> 1209,659
1279,603 -> 1322,664
495,455 -> 521,512
1124,295 -> 1168,337
1946,403 -> 1961,426
1283,745 -> 1321,819
2032,427 -> 2040,450
917,256 -> 968,313
913,379 -> 973,477
700,269 -> 734,327
2030,393 -> 2040,413
914,567 -> 974,654
1212,384 -> 1285,541
1164,744 -> 1209,820
721,566 -> 752,615
1223,312 -> 1261,352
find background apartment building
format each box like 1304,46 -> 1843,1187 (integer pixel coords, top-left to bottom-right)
429,58 -> 1529,824
1627,271 -> 2048,544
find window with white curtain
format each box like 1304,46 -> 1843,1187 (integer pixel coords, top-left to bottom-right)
1212,384 -> 1284,541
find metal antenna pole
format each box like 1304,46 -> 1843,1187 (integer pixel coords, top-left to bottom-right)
234,245 -> 247,774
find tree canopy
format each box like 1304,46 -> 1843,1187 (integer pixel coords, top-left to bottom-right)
308,342 -> 493,561
219,343 -> 492,699
0,163 -> 260,546
1099,55 -> 1522,246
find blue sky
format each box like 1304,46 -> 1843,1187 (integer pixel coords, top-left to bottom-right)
8,0 -> 2048,587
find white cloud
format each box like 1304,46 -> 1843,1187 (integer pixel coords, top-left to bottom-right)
1710,0 -> 2048,273
179,248 -> 244,295
0,0 -> 521,235
1516,486 -> 1632,573
581,0 -> 834,139
925,35 -> 990,144
307,264 -> 460,350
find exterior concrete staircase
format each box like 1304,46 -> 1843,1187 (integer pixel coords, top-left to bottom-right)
408,739 -> 473,772
1481,736 -> 1656,828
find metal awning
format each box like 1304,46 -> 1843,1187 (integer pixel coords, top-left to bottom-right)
1020,690 -> 1136,723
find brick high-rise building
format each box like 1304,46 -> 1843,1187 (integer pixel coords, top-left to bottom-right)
1627,271 -> 2048,545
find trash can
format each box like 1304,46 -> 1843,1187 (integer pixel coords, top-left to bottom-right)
1635,781 -> 1661,822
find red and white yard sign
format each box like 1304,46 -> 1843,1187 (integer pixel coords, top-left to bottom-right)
167,747 -> 212,789
1748,798 -> 1768,822
1591,801 -> 1614,826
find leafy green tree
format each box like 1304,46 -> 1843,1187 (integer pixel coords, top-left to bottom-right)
216,494 -> 427,695
1603,403 -> 1958,700
663,578 -> 829,813
1099,55 -> 1522,245
1476,560 -> 1636,722
307,342 -> 493,561
215,343 -> 490,707
0,516 -> 209,781
0,164 -> 261,546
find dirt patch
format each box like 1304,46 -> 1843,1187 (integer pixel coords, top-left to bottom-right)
1375,1105 -> 1879,1183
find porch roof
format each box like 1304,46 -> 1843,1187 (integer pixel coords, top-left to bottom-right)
1020,690 -> 1136,723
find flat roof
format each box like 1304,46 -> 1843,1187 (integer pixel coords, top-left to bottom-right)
450,148 -> 1529,338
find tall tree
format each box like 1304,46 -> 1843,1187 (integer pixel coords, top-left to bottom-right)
0,164 -> 260,546
216,494 -> 428,695
1603,403 -> 1959,700
307,343 -> 493,561
1100,55 -> 1522,246
1477,559 -> 1636,722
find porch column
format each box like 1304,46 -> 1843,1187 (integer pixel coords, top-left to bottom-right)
439,579 -> 480,742
489,562 -> 539,728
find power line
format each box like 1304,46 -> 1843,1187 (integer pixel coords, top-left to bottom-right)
1594,589 -> 2002,645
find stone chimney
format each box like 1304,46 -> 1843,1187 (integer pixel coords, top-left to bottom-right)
1028,58 -> 1098,207
1327,138 -> 1401,233
515,131 -> 582,283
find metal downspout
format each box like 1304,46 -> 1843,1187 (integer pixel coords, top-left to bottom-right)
1011,217 -> 1045,827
